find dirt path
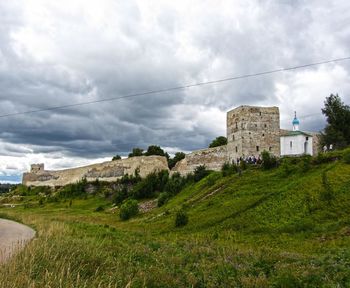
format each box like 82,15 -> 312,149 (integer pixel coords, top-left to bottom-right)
0,218 -> 35,263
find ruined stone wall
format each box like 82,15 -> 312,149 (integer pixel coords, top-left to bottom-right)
309,132 -> 322,155
226,106 -> 280,162
23,156 -> 169,187
172,145 -> 227,176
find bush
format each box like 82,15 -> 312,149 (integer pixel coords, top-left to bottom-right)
158,192 -> 170,207
193,165 -> 210,182
95,206 -> 104,212
120,199 -> 139,220
57,178 -> 87,198
113,186 -> 129,205
221,162 -> 237,177
131,170 -> 169,199
175,210 -> 188,227
298,155 -> 312,172
164,173 -> 186,195
261,151 -> 278,170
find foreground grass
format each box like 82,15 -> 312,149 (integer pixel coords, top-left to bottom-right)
1,159 -> 350,287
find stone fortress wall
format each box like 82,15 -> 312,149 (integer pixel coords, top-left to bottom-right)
171,145 -> 227,175
23,156 -> 169,187
23,105 -> 321,185
172,106 -> 282,175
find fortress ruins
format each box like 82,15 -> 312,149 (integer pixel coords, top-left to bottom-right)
23,105 -> 320,186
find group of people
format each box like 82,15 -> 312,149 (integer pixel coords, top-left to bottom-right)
235,155 -> 262,165
323,144 -> 333,152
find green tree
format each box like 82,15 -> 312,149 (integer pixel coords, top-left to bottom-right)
321,94 -> 350,149
261,151 -> 277,170
128,148 -> 144,158
168,152 -> 186,169
209,136 -> 227,148
145,145 -> 166,156
119,199 -> 139,220
112,155 -> 121,161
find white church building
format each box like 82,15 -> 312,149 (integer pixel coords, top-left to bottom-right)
280,113 -> 313,156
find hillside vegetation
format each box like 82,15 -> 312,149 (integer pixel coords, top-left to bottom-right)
0,149 -> 350,287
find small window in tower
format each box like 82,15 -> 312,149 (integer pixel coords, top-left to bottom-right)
259,112 -> 262,116
235,146 -> 238,153
290,141 -> 293,148
269,147 -> 272,152
235,122 -> 238,129
256,146 -> 259,152
232,135 -> 235,141
262,133 -> 265,137
306,137 -> 309,141
264,124 -> 267,128
249,132 -> 251,135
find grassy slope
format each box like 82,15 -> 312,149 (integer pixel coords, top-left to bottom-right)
0,160 -> 350,287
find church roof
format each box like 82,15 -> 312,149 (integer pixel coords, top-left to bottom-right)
280,130 -> 312,137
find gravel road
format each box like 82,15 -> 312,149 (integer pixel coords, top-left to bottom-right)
0,218 -> 35,263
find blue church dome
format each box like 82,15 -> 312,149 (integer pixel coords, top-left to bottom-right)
292,111 -> 300,125
292,117 -> 300,125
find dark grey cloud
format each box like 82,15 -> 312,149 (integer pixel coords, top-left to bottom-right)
0,0 -> 350,177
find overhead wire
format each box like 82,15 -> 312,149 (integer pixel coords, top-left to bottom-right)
0,56 -> 349,119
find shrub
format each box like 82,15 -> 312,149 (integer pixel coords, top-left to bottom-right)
120,199 -> 139,220
113,186 -> 129,205
164,173 -> 186,195
131,170 -> 169,199
95,206 -> 104,212
221,162 -> 237,177
193,165 -> 210,182
279,157 -> 297,176
57,178 -> 87,198
298,155 -> 312,172
158,192 -> 170,207
175,210 -> 188,227
261,151 -> 278,170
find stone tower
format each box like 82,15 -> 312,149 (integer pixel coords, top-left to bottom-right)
226,105 -> 280,162
30,163 -> 44,173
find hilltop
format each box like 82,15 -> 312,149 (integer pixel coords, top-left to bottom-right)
0,149 -> 350,287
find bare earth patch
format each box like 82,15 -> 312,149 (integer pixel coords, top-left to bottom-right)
138,199 -> 158,213
0,218 -> 35,263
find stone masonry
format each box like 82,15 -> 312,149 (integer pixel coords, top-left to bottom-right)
171,145 -> 227,175
173,105 -> 281,175
23,156 -> 169,187
226,106 -> 280,162
23,105 -> 321,184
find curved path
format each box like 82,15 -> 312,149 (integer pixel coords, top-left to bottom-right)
0,218 -> 35,263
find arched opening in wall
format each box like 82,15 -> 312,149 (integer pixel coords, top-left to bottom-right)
304,142 -> 308,154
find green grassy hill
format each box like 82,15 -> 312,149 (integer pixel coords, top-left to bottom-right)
1,151 -> 350,287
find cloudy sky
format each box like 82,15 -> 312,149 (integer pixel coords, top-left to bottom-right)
0,0 -> 350,183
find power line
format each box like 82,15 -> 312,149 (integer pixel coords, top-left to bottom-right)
0,56 -> 349,119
